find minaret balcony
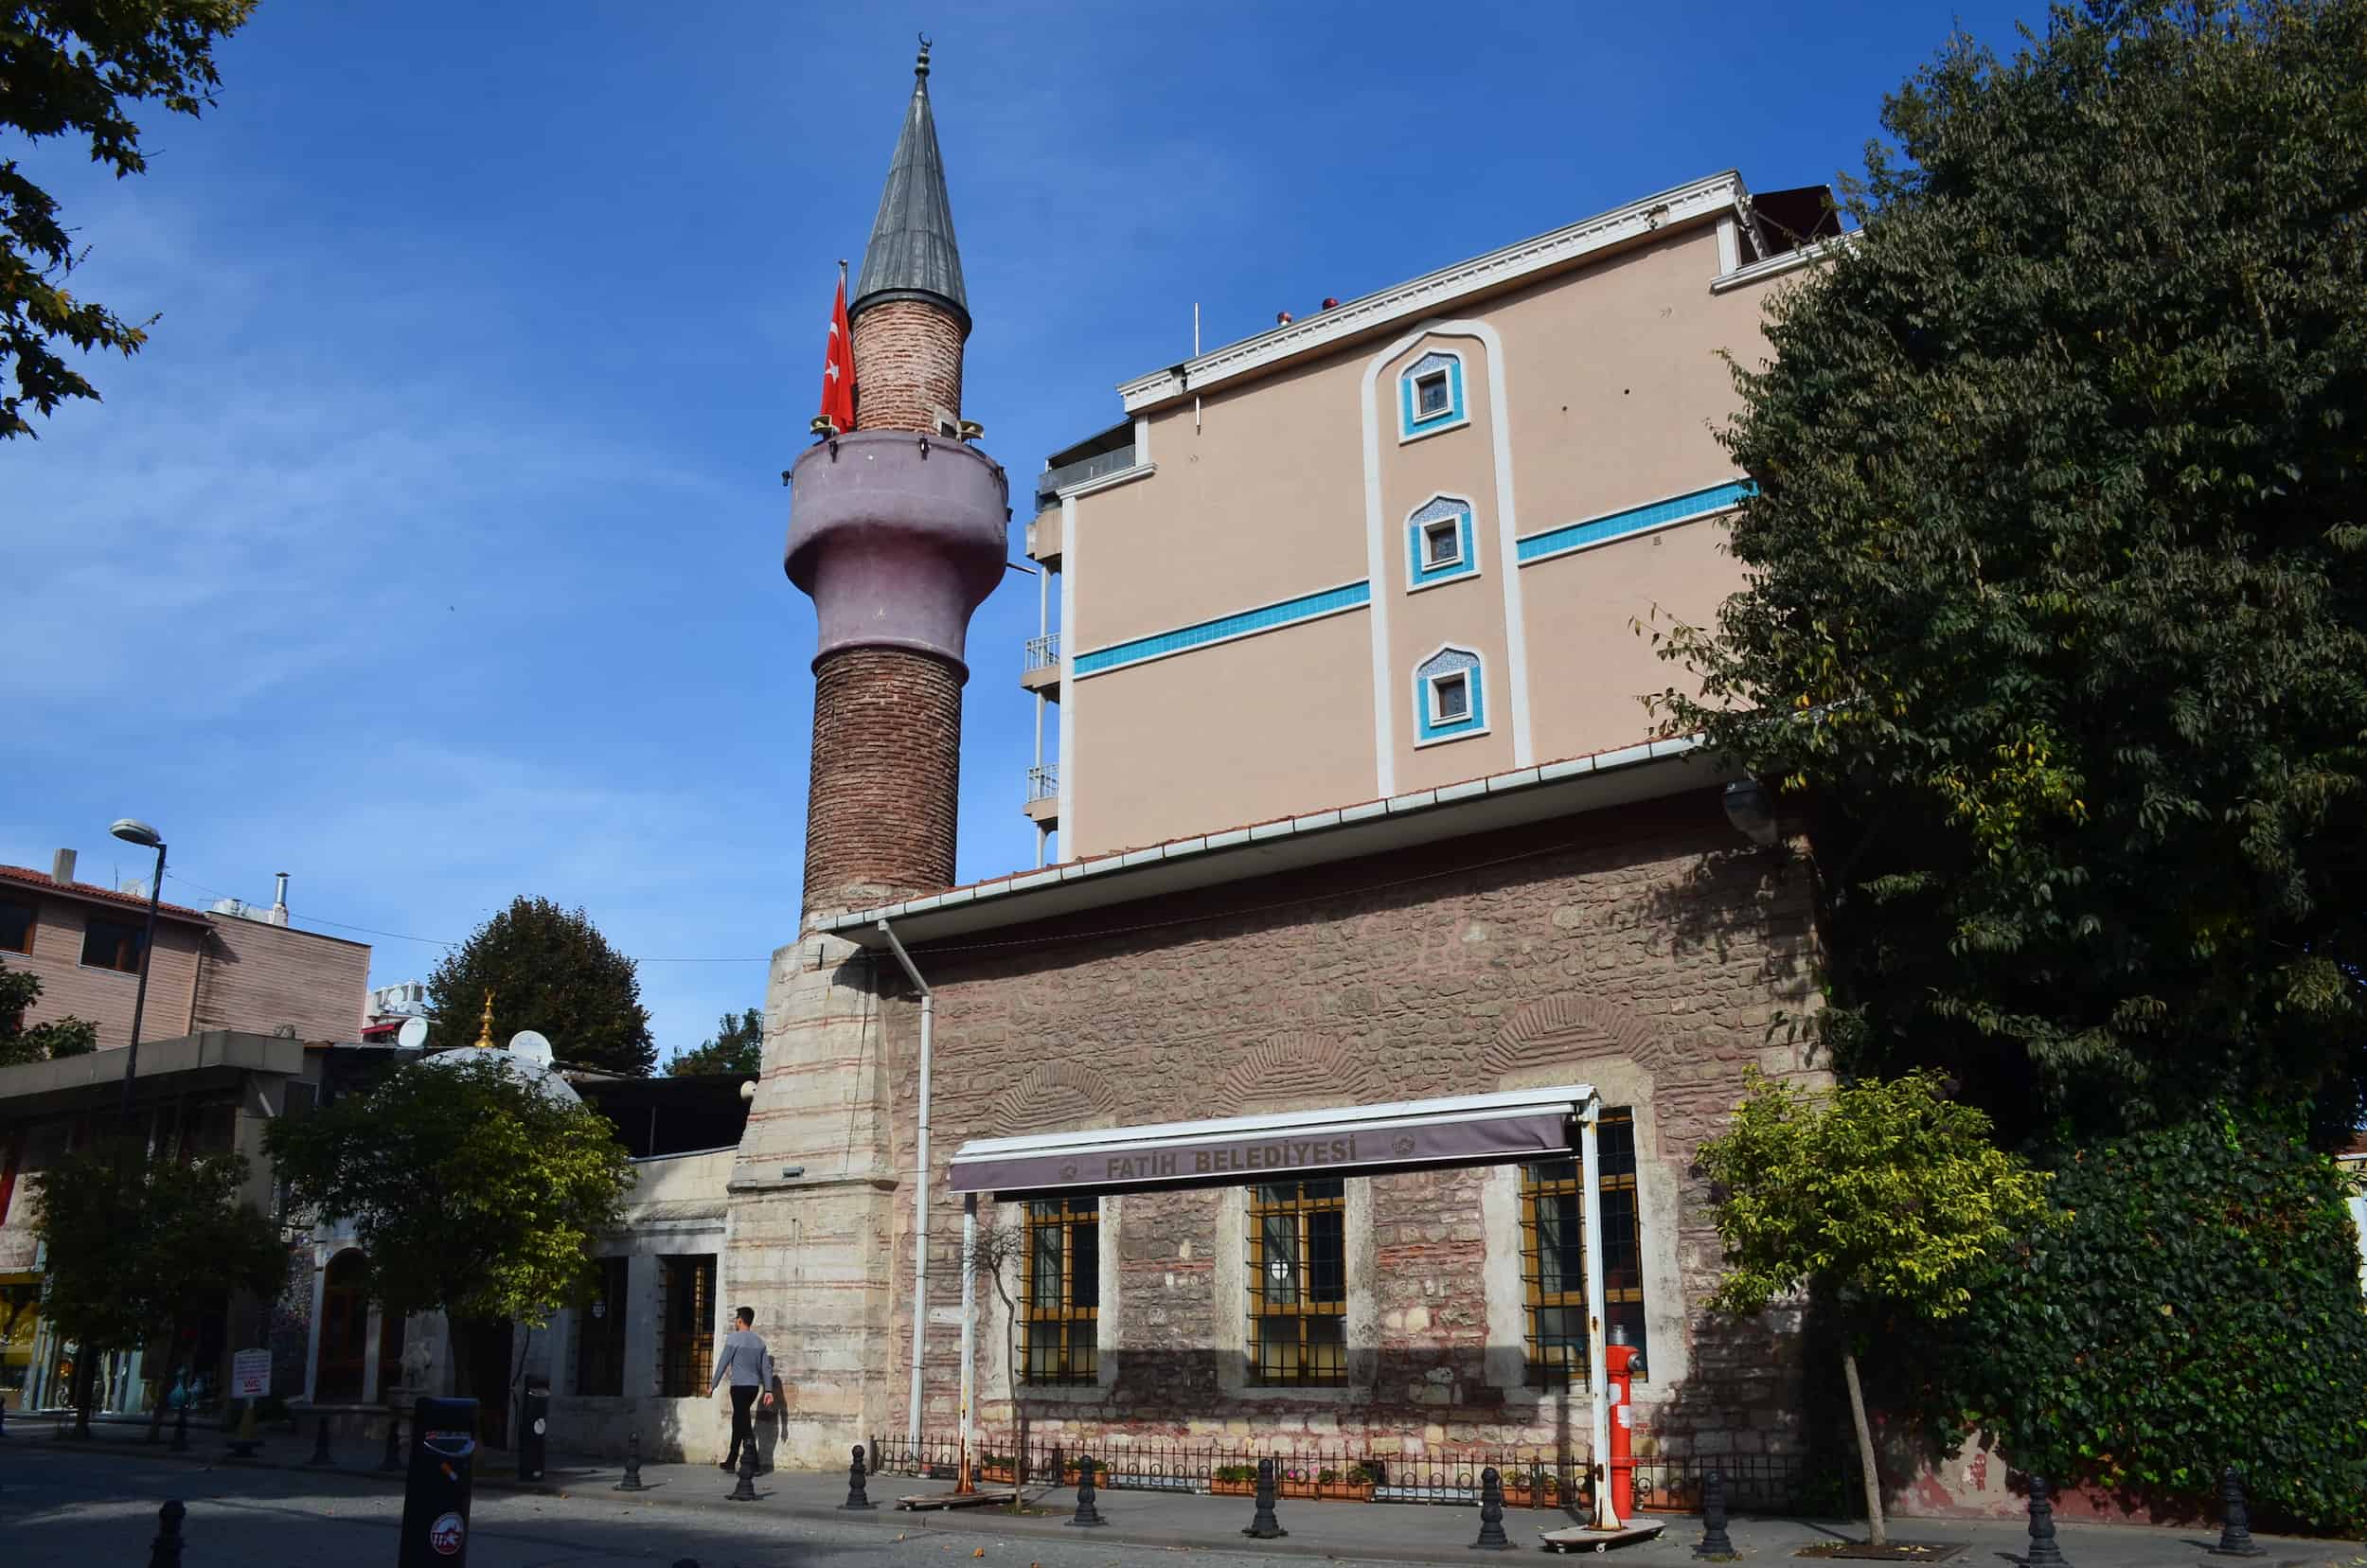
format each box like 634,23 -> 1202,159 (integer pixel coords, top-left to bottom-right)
785,429 -> 1009,673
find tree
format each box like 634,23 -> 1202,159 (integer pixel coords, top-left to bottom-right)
426,896 -> 656,1077
264,1053 -> 635,1408
961,1215 -> 1031,1506
1649,0 -> 2367,1139
0,957 -> 98,1063
1697,1071 -> 2051,1545
29,1144 -> 284,1436
1931,1109 -> 2367,1531
666,1007 -> 762,1078
2,0 -> 257,437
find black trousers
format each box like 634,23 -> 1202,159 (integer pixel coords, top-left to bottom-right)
726,1383 -> 758,1465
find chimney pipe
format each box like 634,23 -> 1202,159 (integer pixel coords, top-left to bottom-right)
51,848 -> 77,886
271,872 -> 290,926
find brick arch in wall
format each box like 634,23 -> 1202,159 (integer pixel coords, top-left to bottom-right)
1212,1031 -> 1387,1115
1484,990 -> 1683,1081
985,1061 -> 1122,1136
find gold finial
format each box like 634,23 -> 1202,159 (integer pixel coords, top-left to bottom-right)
916,32 -> 932,79
474,990 -> 497,1048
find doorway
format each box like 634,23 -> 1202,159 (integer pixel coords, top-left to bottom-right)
316,1252 -> 369,1402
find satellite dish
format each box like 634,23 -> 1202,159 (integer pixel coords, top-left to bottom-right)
396,1017 -> 429,1049
508,1029 -> 554,1067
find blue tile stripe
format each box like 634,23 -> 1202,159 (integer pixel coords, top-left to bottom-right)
1074,580 -> 1372,677
1515,480 -> 1754,563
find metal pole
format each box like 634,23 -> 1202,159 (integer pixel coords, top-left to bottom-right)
119,841 -> 167,1120
958,1191 -> 977,1477
1578,1096 -> 1616,1528
878,920 -> 934,1452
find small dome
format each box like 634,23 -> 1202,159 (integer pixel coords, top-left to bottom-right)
419,1044 -> 583,1108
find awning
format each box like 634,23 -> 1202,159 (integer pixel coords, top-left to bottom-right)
946,1084 -> 1596,1198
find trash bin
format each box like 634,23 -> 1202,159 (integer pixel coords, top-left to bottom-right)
398,1396 -> 477,1567
517,1381 -> 549,1483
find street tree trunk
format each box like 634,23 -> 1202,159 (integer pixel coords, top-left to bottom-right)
1842,1346 -> 1886,1547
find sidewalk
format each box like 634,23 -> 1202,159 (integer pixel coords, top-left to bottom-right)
6,1412 -> 2356,1566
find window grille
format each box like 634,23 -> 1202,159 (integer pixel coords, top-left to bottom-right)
1247,1178 -> 1347,1385
1023,1197 -> 1098,1384
1521,1108 -> 1647,1386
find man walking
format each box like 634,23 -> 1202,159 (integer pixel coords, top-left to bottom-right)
709,1305 -> 775,1471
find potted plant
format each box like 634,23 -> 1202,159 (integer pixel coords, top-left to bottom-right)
977,1451 -> 1015,1483
1210,1463 -> 1257,1497
1278,1465 -> 1319,1499
1320,1463 -> 1379,1501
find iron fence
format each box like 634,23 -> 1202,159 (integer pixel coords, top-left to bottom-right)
864,1432 -> 1808,1514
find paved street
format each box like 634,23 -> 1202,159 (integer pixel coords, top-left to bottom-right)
2,1422 -> 2359,1568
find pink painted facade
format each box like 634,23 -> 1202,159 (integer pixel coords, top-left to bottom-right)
1022,174 -> 1837,861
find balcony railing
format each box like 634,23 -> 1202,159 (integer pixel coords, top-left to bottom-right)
1023,633 -> 1061,673
1026,765 -> 1059,803
1035,444 -> 1138,508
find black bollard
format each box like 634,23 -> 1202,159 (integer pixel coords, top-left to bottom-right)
728,1438 -> 759,1501
148,1498 -> 187,1568
1696,1467 -> 1735,1559
2209,1467 -> 2267,1558
1067,1454 -> 1107,1527
2024,1474 -> 2070,1568
306,1415 -> 334,1467
1243,1456 -> 1288,1540
169,1400 -> 189,1454
614,1430 -> 648,1492
841,1442 -> 877,1509
379,1412 -> 403,1472
0,1395 -> 9,1437
1473,1466 -> 1512,1550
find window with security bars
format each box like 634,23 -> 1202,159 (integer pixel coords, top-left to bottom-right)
1522,1108 -> 1646,1386
657,1254 -> 715,1398
575,1256 -> 629,1397
1023,1198 -> 1098,1384
1248,1178 -> 1347,1385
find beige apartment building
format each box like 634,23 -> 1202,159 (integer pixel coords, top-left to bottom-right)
1019,173 -> 1836,862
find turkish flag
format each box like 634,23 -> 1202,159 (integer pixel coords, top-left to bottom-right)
821,276 -> 855,433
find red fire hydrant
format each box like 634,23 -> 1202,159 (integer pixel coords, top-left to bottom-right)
1604,1337 -> 1642,1522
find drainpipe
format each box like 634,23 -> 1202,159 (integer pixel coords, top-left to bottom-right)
878,919 -> 934,1455
1578,1096 -> 1617,1528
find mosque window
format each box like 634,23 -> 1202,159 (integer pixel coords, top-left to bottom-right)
1248,1178 -> 1347,1385
1521,1108 -> 1647,1386
657,1254 -> 716,1398
1406,496 -> 1478,589
1398,349 -> 1467,440
1414,647 -> 1486,744
576,1255 -> 629,1397
1023,1197 -> 1099,1384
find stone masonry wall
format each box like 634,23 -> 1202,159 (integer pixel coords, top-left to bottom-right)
859,789 -> 1824,1470
852,300 -> 963,434
803,647 -> 963,919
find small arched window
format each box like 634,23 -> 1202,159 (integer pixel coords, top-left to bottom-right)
1413,646 -> 1486,745
1398,349 -> 1467,441
1407,495 -> 1478,589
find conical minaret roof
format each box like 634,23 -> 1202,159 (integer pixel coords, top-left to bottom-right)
850,42 -> 970,339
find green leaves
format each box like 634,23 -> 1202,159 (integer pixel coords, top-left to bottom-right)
425,896 -> 658,1077
263,1053 -> 635,1326
1931,1110 -> 2367,1530
1654,0 -> 2367,1136
28,1143 -> 284,1358
1,2 -> 257,437
1699,1070 -> 2053,1322
665,1007 -> 763,1077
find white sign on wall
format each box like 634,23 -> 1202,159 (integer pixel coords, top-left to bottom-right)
231,1348 -> 271,1399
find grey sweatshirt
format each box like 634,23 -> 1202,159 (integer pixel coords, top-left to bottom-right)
708,1327 -> 775,1393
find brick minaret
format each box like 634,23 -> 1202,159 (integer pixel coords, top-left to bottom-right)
737,46 -> 1004,1470
785,41 -> 1006,922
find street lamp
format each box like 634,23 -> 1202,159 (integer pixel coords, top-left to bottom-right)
108,818 -> 167,1119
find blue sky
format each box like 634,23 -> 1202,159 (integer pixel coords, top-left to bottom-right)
2,0 -> 2038,1062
